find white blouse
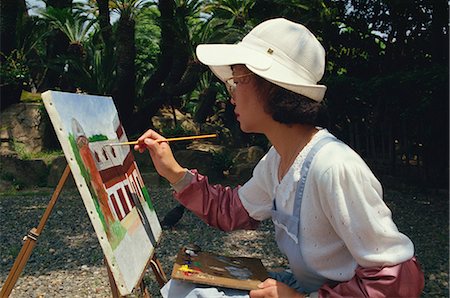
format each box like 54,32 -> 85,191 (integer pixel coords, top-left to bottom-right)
238,129 -> 414,281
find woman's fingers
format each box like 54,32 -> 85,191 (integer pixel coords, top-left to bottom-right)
134,129 -> 164,152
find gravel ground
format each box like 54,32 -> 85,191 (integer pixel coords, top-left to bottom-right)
0,181 -> 448,297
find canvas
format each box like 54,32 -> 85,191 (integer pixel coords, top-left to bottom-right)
42,90 -> 162,295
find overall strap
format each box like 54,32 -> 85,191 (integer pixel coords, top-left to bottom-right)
292,137 -> 336,214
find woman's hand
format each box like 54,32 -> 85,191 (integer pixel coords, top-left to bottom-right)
134,129 -> 186,184
250,278 -> 306,298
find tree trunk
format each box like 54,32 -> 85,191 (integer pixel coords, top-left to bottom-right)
161,4 -> 191,94
170,61 -> 208,96
96,0 -> 113,49
141,0 -> 176,101
135,0 -> 206,133
42,1 -> 72,91
113,16 -> 136,132
194,86 -> 218,123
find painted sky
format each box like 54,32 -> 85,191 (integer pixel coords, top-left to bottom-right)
49,92 -> 119,140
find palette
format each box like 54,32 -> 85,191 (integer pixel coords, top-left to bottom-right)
171,246 -> 268,291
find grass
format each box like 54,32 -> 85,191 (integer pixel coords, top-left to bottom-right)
12,140 -> 63,163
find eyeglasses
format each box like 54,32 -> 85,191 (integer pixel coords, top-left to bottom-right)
224,73 -> 254,95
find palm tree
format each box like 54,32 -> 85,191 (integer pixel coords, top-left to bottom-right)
41,1 -> 73,91
136,0 -> 207,132
110,0 -> 150,131
95,0 -> 113,49
40,6 -> 98,91
68,42 -> 117,95
41,7 -> 96,59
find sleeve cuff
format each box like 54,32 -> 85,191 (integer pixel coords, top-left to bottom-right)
170,169 -> 194,193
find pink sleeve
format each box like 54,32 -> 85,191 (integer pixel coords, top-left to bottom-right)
318,257 -> 424,297
173,170 -> 260,231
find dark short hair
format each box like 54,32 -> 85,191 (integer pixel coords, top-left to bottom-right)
255,75 -> 328,127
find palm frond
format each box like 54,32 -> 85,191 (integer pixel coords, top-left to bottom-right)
110,0 -> 154,19
40,7 -> 96,44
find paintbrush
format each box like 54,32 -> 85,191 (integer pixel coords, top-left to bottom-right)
108,133 -> 217,146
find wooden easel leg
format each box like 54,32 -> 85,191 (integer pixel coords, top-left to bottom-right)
150,254 -> 167,288
0,165 -> 71,297
139,279 -> 151,298
105,257 -> 124,298
105,256 -> 159,297
0,229 -> 38,296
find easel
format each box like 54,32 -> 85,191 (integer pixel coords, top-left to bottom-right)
0,165 -> 167,297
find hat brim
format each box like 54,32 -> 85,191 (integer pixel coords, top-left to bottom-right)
196,44 -> 326,102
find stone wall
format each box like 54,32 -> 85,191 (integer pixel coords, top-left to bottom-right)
0,102 -> 59,155
0,103 -> 60,190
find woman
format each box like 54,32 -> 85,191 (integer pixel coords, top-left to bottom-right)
135,18 -> 424,298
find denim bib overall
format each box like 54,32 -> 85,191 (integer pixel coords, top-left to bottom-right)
271,137 -> 335,292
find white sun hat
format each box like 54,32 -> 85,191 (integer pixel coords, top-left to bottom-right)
196,18 -> 327,102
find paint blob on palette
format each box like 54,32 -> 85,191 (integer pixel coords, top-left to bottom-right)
171,246 -> 268,291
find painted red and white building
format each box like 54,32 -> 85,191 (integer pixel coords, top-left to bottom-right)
72,115 -> 147,222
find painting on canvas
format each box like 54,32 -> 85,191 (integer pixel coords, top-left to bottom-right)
42,90 -> 162,295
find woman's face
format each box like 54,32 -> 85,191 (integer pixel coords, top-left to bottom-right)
229,65 -> 272,133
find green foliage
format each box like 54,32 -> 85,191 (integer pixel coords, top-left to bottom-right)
12,140 -> 63,163
135,6 -> 161,94
20,90 -> 43,102
160,123 -> 196,151
0,172 -> 24,191
0,12 -> 51,92
203,0 -> 256,26
0,50 -> 30,86
181,73 -> 224,116
3,0 -> 446,185
67,43 -> 117,94
110,0 -> 153,20
40,7 -> 96,44
160,123 -> 194,138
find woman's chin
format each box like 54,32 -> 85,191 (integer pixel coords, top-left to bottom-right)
239,125 -> 255,134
